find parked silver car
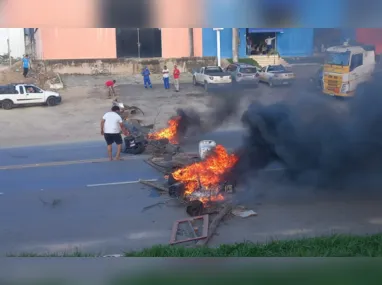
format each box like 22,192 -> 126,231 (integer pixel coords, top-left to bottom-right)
225,63 -> 260,86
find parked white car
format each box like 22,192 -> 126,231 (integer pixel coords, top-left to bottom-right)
192,66 -> 232,91
0,83 -> 61,110
258,65 -> 295,87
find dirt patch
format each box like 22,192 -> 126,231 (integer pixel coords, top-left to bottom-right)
0,65 -> 319,148
0,61 -> 57,88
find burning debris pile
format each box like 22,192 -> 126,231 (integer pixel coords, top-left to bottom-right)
148,115 -> 182,144
169,145 -> 238,204
148,109 -> 202,144
145,108 -> 202,156
141,144 -> 238,217
147,92 -> 241,148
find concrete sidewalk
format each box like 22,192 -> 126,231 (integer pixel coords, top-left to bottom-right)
61,73 -> 194,88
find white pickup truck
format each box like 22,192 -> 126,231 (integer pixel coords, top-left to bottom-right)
0,83 -> 61,110
258,65 -> 295,87
192,66 -> 232,91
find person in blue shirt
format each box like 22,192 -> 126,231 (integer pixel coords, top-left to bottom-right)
22,54 -> 31,78
141,66 -> 152,89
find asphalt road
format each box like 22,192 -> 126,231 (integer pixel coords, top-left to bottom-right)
1,129 -> 382,256
0,129 -> 251,255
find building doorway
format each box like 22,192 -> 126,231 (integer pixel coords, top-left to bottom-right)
313,29 -> 343,54
116,28 -> 162,58
246,28 -> 281,55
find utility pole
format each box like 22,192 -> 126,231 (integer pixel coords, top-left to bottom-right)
7,38 -> 11,67
213,28 -> 223,66
188,28 -> 194,57
232,28 -> 239,62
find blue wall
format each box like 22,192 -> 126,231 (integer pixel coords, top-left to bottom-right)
202,28 -> 357,58
202,28 -> 247,59
276,29 -> 314,57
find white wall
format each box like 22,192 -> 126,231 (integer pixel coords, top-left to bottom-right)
0,28 -> 26,58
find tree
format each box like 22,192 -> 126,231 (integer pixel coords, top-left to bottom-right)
232,28 -> 239,62
189,28 -> 194,57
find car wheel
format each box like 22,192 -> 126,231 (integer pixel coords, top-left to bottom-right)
193,76 -> 197,86
2,99 -> 13,110
47,96 -> 57,106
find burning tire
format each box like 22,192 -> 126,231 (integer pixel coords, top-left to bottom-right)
168,182 -> 185,198
186,200 -> 204,217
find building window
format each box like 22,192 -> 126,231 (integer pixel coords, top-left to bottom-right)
116,28 -> 162,58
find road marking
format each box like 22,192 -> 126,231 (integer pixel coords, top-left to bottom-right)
0,155 -> 150,170
87,179 -> 158,187
45,144 -> 102,151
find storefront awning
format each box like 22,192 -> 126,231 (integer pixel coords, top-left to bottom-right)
248,28 -> 284,33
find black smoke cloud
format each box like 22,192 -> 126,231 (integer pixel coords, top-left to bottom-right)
175,91 -> 243,143
230,72 -> 382,191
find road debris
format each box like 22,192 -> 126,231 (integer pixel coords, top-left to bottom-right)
102,254 -> 123,258
39,197 -> 62,208
169,215 -> 209,245
139,179 -> 169,193
195,203 -> 233,247
232,206 -> 258,218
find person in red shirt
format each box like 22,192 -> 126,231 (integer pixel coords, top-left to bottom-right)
105,79 -> 116,98
173,65 -> 180,92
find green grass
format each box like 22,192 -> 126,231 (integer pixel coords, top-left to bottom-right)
7,234 -> 382,257
6,249 -> 98,257
125,234 -> 382,257
227,57 -> 260,67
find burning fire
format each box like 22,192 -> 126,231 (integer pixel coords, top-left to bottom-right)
148,116 -> 181,144
172,145 -> 238,203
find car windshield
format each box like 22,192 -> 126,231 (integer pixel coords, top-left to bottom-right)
205,67 -> 223,73
325,51 -> 351,66
240,67 -> 258,74
268,65 -> 286,72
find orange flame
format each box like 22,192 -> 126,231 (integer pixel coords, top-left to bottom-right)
148,116 -> 180,144
172,145 -> 238,203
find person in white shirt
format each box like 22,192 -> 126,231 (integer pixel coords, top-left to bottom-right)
265,36 -> 275,54
100,106 -> 129,161
162,65 -> 170,89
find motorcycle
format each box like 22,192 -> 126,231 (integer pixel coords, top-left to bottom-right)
112,99 -> 145,120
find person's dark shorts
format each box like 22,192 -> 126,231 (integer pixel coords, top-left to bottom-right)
104,133 -> 123,145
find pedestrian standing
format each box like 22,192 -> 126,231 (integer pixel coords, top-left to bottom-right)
105,79 -> 116,98
22,54 -> 31,78
100,106 -> 129,161
162,65 -> 170,89
141,66 -> 152,89
173,65 -> 180,92
265,36 -> 275,54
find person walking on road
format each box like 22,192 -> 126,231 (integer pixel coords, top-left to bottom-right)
105,79 -> 116,98
22,54 -> 31,78
101,105 -> 129,161
173,65 -> 180,92
141,66 -> 152,89
162,65 -> 170,89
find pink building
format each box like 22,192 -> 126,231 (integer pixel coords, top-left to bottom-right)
34,28 -> 203,60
